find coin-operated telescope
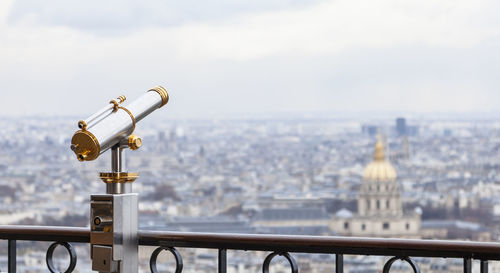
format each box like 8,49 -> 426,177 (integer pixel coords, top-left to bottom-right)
71,86 -> 169,273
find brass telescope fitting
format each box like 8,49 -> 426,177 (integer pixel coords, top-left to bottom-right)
128,135 -> 142,150
99,172 -> 139,183
148,86 -> 169,107
71,130 -> 100,161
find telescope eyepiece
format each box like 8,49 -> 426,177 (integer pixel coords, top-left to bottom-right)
72,130 -> 100,161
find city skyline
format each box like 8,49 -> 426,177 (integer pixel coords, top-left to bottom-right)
1,115 -> 499,272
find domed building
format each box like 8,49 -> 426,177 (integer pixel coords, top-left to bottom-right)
330,137 -> 420,238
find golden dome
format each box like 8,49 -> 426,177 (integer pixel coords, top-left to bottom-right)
362,137 -> 397,181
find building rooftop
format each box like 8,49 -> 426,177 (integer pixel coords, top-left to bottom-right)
252,207 -> 330,221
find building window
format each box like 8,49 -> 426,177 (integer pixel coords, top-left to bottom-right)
367,199 -> 370,209
386,200 -> 390,208
376,200 -> 380,209
383,222 -> 390,230
344,222 -> 349,229
377,185 -> 380,191
406,223 -> 410,230
361,224 -> 366,231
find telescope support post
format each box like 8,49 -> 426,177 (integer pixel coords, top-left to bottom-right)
107,145 -> 132,194
111,145 -> 123,173
91,147 -> 138,273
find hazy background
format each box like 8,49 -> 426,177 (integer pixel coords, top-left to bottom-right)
0,0 -> 499,118
2,2 -> 500,271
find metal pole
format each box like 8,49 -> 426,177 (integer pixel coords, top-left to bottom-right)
8,239 -> 16,273
335,254 -> 343,273
218,249 -> 227,273
481,260 -> 488,273
111,145 -> 121,173
107,145 -> 131,194
464,258 -> 472,273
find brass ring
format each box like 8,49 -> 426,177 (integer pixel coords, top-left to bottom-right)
109,100 -> 119,112
117,95 -> 126,103
118,106 -> 136,133
99,172 -> 139,183
148,86 -> 169,107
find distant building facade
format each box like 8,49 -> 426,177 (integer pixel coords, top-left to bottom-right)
251,207 -> 334,235
421,220 -> 491,241
395,117 -> 419,136
396,118 -> 407,136
362,125 -> 378,137
331,137 -> 421,238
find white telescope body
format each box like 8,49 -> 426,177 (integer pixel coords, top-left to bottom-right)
71,86 -> 168,161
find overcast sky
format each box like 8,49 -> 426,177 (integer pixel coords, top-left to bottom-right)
0,0 -> 499,118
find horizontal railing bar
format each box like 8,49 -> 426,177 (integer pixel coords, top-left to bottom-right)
138,231 -> 500,260
2,226 -> 500,260
0,225 -> 89,243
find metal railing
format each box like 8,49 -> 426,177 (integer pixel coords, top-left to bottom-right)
1,225 -> 498,273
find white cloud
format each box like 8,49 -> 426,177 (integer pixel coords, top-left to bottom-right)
154,0 -> 500,61
3,0 -> 498,62
0,0 -> 499,116
6,0 -> 324,33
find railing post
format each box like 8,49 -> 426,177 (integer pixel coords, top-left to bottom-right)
335,254 -> 343,273
481,260 -> 488,273
219,249 -> 227,273
8,239 -> 16,273
464,258 -> 472,273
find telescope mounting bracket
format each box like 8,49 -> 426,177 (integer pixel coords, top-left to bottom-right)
99,138 -> 141,194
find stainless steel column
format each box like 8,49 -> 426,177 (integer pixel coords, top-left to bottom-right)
91,194 -> 138,273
